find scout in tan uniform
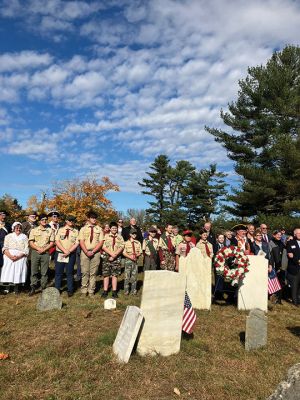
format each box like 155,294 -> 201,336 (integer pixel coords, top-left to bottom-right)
123,228 -> 142,295
28,213 -> 55,295
196,228 -> 213,259
158,224 -> 176,271
142,226 -> 159,271
101,222 -> 124,298
55,216 -> 79,297
175,230 -> 195,271
78,210 -> 104,296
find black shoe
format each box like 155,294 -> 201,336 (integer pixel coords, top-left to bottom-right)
101,291 -> 108,298
67,292 -> 74,297
112,291 -> 118,298
28,287 -> 35,296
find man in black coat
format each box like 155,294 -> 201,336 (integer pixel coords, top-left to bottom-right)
286,228 -> 300,307
122,218 -> 143,243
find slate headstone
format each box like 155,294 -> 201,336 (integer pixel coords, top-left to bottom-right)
113,306 -> 144,363
245,308 -> 267,351
104,299 -> 116,310
36,287 -> 62,311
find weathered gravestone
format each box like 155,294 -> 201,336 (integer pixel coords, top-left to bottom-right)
267,363 -> 300,400
137,270 -> 186,357
113,306 -> 144,363
36,287 -> 62,311
238,255 -> 268,312
245,308 -> 267,351
104,299 -> 116,310
179,247 -> 211,310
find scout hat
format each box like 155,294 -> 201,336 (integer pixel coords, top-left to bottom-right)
148,226 -> 157,233
183,229 -> 193,236
232,224 -> 247,232
48,211 -> 60,218
0,210 -> 9,216
39,213 -> 48,220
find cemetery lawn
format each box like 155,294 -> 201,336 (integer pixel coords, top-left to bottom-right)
0,276 -> 299,400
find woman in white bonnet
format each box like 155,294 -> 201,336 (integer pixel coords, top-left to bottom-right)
0,222 -> 29,294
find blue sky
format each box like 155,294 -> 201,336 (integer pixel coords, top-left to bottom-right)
0,0 -> 299,212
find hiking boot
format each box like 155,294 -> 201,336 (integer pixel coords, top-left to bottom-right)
101,291 -> 108,298
112,291 -> 118,298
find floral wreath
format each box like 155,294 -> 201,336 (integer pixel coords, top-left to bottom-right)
214,246 -> 250,286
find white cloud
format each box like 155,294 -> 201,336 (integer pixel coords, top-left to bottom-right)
0,0 -> 299,198
0,51 -> 52,72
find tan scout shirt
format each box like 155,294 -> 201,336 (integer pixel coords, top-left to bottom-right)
124,239 -> 142,257
176,241 -> 195,257
29,226 -> 55,247
196,240 -> 213,259
158,233 -> 176,251
103,233 -> 124,252
55,227 -> 79,252
142,238 -> 159,256
78,224 -> 104,251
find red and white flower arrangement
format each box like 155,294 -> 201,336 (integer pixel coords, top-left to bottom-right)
214,246 -> 250,286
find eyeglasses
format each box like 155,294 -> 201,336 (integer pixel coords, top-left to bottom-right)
118,221 -> 123,223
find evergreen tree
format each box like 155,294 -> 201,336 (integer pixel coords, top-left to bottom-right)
138,155 -> 171,223
184,164 -> 227,226
206,45 -> 300,217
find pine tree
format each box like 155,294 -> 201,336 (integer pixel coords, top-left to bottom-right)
184,164 -> 227,226
206,45 -> 300,217
138,155 -> 171,223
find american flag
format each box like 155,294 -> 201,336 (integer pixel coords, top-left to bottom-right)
182,292 -> 196,334
268,269 -> 281,295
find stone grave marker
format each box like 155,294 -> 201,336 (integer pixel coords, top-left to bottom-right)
179,247 -> 211,310
137,270 -> 186,357
104,299 -> 116,310
36,287 -> 62,311
113,306 -> 144,363
238,255 -> 268,312
245,308 -> 267,351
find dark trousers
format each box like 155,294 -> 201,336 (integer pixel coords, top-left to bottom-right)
55,252 -> 76,293
287,271 -> 300,305
76,246 -> 82,280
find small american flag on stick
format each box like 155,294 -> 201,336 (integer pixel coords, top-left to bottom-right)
182,292 -> 196,334
268,269 -> 281,295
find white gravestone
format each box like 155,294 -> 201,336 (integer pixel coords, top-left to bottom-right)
137,270 -> 186,357
179,247 -> 211,310
238,255 -> 268,312
113,306 -> 144,363
104,299 -> 116,310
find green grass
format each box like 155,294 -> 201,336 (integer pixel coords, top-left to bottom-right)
0,274 -> 299,400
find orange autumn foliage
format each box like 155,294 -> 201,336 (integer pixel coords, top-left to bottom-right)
44,177 -> 119,225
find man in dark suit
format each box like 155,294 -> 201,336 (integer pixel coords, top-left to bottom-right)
122,218 -> 143,243
286,228 -> 300,306
260,223 -> 272,243
203,221 -> 216,247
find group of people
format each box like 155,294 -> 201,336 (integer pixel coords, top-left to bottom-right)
0,210 -> 300,307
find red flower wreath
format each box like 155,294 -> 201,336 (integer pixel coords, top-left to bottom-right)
214,246 -> 250,286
